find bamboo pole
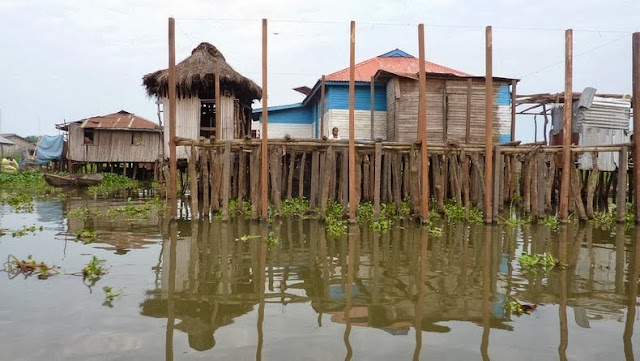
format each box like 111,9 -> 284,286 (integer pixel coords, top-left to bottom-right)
348,20 -> 357,222
189,146 -> 199,220
633,33 -> 640,222
559,29 -> 573,222
320,75 -> 326,138
215,73 -> 221,138
484,26 -> 494,223
168,17 -> 177,219
261,19 -> 269,220
418,23 -> 429,222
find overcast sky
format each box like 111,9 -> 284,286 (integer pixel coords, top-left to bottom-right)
0,0 -> 638,141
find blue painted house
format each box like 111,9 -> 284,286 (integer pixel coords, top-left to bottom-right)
255,49 -> 517,144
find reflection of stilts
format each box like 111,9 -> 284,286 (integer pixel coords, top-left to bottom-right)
558,225 -> 568,361
623,227 -> 640,360
344,225 -> 357,361
165,220 -> 177,361
481,226 -> 492,361
413,226 -> 428,361
256,226 -> 267,361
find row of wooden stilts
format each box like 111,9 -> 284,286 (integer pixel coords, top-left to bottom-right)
174,139 -> 632,223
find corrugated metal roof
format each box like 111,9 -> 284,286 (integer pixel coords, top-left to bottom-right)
79,110 -> 161,131
325,52 -> 472,82
0,135 -> 15,146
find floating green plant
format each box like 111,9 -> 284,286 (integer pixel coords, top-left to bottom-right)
508,300 -> 537,316
75,229 -> 98,244
82,256 -> 107,287
102,286 -> 125,307
518,252 -> 564,274
3,254 -> 60,280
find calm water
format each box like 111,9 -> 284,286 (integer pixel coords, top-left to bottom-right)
1,197 -> 639,360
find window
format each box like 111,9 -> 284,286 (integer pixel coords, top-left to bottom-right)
200,101 -> 216,139
132,132 -> 143,146
83,129 -> 94,144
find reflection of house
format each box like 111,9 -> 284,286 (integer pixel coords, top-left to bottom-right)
64,198 -> 162,254
143,42 -> 262,159
56,111 -> 163,177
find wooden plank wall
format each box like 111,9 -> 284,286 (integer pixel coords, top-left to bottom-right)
67,124 -> 163,163
393,78 -> 511,145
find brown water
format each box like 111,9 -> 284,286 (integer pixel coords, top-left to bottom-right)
1,197 -> 639,360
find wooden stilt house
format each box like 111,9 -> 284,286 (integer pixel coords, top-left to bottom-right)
143,42 -> 262,159
56,110 -> 163,177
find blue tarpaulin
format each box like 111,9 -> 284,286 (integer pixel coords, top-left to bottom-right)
36,135 -> 64,165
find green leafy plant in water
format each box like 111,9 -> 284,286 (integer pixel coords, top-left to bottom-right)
68,206 -> 91,220
518,252 -> 564,274
428,222 -> 443,237
11,225 -> 39,237
82,256 -> 107,288
237,234 -> 260,242
87,173 -> 140,196
399,199 -> 412,218
0,171 -> 59,200
325,203 -> 348,238
267,232 -> 280,247
7,193 -> 34,213
371,219 -> 393,232
591,211 -> 618,231
541,215 -> 560,229
4,254 -> 60,280
75,229 -> 98,244
508,300 -> 537,316
356,202 -> 375,224
281,198 -> 310,218
102,286 -> 125,307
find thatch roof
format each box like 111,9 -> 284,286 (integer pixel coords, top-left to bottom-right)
143,42 -> 261,101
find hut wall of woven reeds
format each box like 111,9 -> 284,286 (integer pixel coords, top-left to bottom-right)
143,42 -> 262,159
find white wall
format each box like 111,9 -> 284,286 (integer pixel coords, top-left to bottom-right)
162,97 -> 199,160
323,109 -> 387,140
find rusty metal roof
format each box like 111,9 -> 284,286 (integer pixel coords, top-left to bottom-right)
58,110 -> 161,132
325,51 -> 472,82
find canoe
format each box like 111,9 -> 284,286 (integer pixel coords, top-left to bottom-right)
44,173 -> 104,187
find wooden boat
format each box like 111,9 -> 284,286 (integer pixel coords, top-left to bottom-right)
44,173 -> 104,187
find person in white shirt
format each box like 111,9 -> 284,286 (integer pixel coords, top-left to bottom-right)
331,127 -> 341,140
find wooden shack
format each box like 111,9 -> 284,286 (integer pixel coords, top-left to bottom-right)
0,133 -> 36,159
56,110 -> 163,177
374,71 -> 517,144
143,42 -> 262,159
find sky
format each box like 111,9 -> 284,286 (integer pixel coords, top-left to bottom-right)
0,0 -> 638,141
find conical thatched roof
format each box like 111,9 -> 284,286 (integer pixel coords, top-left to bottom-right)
143,42 -> 261,100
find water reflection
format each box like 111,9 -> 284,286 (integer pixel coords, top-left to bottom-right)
139,218 -> 640,359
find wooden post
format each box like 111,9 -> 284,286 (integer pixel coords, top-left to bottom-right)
320,75 -> 326,138
348,20 -> 357,223
189,146 -> 199,220
201,149 -> 210,217
374,141 -> 382,220
618,146 -> 629,222
168,17 -> 177,219
633,33 -> 640,222
215,73 -> 221,138
287,150 -> 295,199
466,78 -> 472,143
559,29 -> 573,222
493,145 -> 502,221
298,152 -> 306,199
221,141 -> 231,221
418,23 -> 429,222
370,75 -> 375,140
261,18 -> 269,220
238,149 -> 246,202
484,25 -> 494,223
511,79 -> 517,142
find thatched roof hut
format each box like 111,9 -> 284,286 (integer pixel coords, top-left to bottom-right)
142,42 -> 261,100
